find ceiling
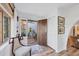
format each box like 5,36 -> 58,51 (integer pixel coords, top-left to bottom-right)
14,3 -> 79,19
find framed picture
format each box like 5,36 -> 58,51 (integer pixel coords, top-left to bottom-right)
58,16 -> 65,26
58,16 -> 65,34
58,26 -> 65,34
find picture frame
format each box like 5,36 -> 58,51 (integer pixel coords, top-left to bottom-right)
58,26 -> 65,34
58,16 -> 65,34
58,16 -> 65,26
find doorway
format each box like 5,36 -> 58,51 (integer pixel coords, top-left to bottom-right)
20,19 -> 47,46
27,20 -> 37,45
27,19 -> 47,46
37,19 -> 47,46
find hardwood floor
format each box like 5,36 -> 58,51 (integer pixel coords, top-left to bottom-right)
31,46 -> 79,56
57,47 -> 79,56
27,38 -> 38,46
46,47 -> 79,56
30,45 -> 79,56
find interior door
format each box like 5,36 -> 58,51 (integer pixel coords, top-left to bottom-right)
37,19 -> 47,46
0,9 -> 3,45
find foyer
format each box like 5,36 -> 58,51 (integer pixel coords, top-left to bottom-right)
1,3 -> 79,56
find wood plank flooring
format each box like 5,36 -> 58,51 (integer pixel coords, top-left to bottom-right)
46,47 -> 79,56
50,47 -> 79,56
27,38 -> 38,46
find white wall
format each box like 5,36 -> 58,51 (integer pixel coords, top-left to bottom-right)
47,16 -> 58,52
57,7 -> 67,52
47,8 -> 58,52
58,5 -> 79,52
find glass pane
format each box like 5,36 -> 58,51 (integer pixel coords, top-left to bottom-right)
21,20 -> 28,36
4,16 -> 8,39
28,21 -> 37,39
3,16 -> 11,42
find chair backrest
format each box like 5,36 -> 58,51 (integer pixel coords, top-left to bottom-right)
14,38 -> 22,51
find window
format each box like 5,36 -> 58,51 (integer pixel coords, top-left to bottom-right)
21,20 -> 28,36
3,15 -> 11,42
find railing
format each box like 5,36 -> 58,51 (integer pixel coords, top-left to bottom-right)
9,34 -> 29,56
